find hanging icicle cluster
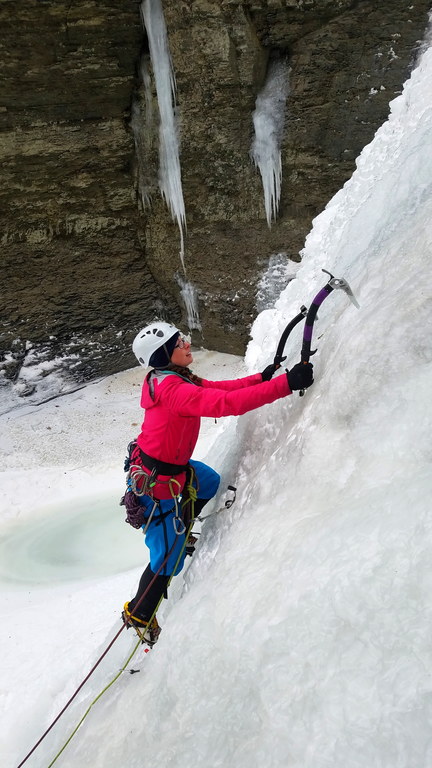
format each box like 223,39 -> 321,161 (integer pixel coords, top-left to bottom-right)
250,59 -> 289,227
140,0 -> 187,270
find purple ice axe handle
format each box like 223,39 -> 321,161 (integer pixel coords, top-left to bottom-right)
299,269 -> 359,396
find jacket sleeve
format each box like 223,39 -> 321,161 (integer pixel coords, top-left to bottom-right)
159,373 -> 292,418
201,372 -> 263,391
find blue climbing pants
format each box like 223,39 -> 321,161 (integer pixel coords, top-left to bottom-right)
138,460 -> 220,576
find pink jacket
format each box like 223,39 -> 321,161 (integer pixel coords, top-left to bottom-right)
136,370 -> 291,499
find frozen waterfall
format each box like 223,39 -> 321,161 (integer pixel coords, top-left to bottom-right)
130,56 -> 154,210
251,58 -> 289,227
177,274 -> 202,331
141,0 -> 187,269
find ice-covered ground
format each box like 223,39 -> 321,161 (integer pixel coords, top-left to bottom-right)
3,34 -> 432,768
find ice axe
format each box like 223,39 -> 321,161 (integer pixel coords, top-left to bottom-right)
273,305 -> 308,366
299,268 -> 360,395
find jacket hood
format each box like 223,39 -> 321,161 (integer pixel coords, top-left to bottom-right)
140,370 -> 174,409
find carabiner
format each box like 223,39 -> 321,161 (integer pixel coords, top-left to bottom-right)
173,515 -> 186,535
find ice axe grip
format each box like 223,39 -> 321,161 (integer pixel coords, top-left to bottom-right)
300,284 -> 334,365
273,306 -> 308,366
298,284 -> 333,397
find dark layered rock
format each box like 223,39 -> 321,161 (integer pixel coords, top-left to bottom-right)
0,0 -> 429,394
0,0 -> 179,387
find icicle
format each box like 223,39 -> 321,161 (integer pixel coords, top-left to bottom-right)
250,59 -> 289,228
140,55 -> 153,126
177,275 -> 202,331
141,0 -> 187,271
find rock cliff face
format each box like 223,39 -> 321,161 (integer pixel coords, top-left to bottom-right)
0,0 -> 180,388
0,0 -> 429,389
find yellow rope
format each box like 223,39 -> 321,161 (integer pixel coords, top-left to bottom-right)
46,636 -> 142,768
185,483 -> 197,502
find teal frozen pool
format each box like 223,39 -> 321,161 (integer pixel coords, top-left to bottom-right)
0,493 -> 147,585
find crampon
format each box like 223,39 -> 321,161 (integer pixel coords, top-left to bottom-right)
122,602 -> 162,646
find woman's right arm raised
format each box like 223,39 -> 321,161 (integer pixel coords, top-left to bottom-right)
160,374 -> 292,419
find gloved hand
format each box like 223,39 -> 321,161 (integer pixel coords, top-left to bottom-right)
261,359 -> 285,381
286,362 -> 314,391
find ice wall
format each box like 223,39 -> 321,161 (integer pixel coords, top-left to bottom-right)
250,59 -> 289,227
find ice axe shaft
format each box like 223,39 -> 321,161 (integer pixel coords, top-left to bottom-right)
298,269 -> 359,396
301,269 -> 359,365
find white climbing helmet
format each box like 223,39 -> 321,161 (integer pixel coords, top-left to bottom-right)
132,322 -> 180,367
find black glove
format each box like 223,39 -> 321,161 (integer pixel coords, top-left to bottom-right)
260,358 -> 285,381
286,362 -> 314,391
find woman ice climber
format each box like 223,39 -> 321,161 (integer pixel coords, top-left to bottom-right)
122,321 -> 314,645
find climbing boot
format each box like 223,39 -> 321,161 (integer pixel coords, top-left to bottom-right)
122,602 -> 162,646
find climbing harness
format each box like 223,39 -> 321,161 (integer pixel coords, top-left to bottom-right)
139,448 -> 189,477
123,441 -> 187,493
299,268 -> 359,395
121,440 -> 190,530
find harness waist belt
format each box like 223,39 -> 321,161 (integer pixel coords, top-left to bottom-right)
139,449 -> 189,476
